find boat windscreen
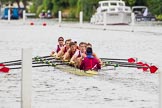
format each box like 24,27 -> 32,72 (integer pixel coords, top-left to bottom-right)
110,2 -> 117,6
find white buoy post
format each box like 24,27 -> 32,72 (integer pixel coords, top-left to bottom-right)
21,48 -> 32,108
103,12 -> 107,29
130,12 -> 135,32
79,11 -> 83,25
131,12 -> 135,26
58,11 -> 62,26
8,9 -> 11,22
23,10 -> 26,24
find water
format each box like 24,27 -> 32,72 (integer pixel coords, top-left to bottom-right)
0,20 -> 161,108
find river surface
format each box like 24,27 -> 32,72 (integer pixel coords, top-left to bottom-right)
0,20 -> 162,108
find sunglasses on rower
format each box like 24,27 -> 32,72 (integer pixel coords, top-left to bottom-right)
58,39 -> 64,41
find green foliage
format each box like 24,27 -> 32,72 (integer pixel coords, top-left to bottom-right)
134,0 -> 146,6
3,0 -> 161,20
76,0 -> 82,18
36,5 -> 43,16
124,0 -> 136,6
28,0 -> 42,15
29,4 -> 36,13
69,0 -> 77,7
156,14 -> 162,21
146,0 -> 162,15
76,0 -> 99,20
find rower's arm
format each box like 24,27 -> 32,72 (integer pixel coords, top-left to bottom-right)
63,51 -> 70,61
70,56 -> 77,64
93,53 -> 103,64
80,60 -> 84,70
56,47 -> 64,58
97,62 -> 101,69
50,45 -> 58,56
70,51 -> 78,63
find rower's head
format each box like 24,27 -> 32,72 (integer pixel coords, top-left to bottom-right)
65,39 -> 71,48
86,47 -> 93,55
79,42 -> 86,53
74,41 -> 77,44
86,47 -> 93,58
58,37 -> 64,45
86,43 -> 92,48
74,41 -> 79,49
70,42 -> 77,52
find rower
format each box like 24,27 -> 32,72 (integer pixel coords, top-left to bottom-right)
86,43 -> 103,65
80,47 -> 101,71
74,41 -> 79,49
86,43 -> 92,48
50,37 -> 64,56
63,42 -> 77,61
70,42 -> 87,67
56,39 -> 71,59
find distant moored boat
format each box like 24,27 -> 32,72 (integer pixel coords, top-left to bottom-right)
90,0 -> 132,25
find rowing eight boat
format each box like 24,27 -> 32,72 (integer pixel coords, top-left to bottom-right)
34,56 -> 99,76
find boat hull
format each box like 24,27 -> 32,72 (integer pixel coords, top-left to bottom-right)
91,12 -> 131,25
56,65 -> 98,76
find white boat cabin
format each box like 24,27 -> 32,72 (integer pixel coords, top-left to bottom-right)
90,0 -> 132,25
97,0 -> 131,13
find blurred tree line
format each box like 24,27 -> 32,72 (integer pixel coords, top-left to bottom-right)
1,0 -> 162,20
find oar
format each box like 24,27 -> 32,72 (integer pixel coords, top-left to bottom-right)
104,63 -> 146,68
104,62 -> 158,73
5,60 -> 64,66
0,55 -> 53,66
9,64 -> 52,69
101,57 -> 137,63
103,61 -> 138,66
9,63 -> 66,70
0,56 -> 56,73
8,56 -> 65,70
4,59 -> 61,66
0,55 -> 51,64
34,56 -> 70,67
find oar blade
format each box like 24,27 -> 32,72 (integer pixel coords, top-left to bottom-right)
0,67 -> 10,73
128,58 -> 136,63
0,63 -> 5,66
136,62 -> 143,69
142,63 -> 149,72
150,65 -> 158,73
